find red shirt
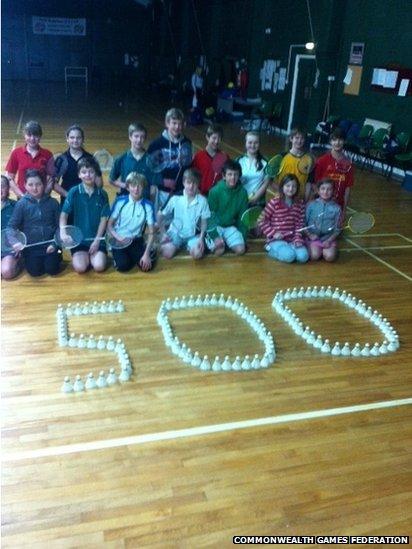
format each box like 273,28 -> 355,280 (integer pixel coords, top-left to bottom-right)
5,145 -> 53,192
192,149 -> 229,195
314,152 -> 354,209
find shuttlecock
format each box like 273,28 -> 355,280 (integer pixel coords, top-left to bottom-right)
106,368 -> 118,385
61,376 -> 73,393
85,372 -> 97,390
73,375 -> 85,392
96,370 -> 107,388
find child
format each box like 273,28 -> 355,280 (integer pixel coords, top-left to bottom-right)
107,172 -> 156,272
192,124 -> 229,195
147,108 -> 192,207
276,128 -> 313,200
5,121 -> 53,198
157,168 -> 210,260
305,179 -> 341,262
1,175 -> 20,279
314,128 -> 354,212
7,169 -> 61,277
237,131 -> 270,205
60,158 -> 110,274
53,125 -> 103,204
207,160 -> 248,256
259,174 -> 308,263
109,122 -> 156,202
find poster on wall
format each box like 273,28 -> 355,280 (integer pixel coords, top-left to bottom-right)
349,42 -> 365,65
32,17 -> 86,36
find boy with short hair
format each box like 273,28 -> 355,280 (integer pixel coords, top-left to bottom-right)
147,108 -> 192,206
1,175 -> 20,279
107,172 -> 156,272
60,158 -> 110,274
109,122 -> 155,201
192,124 -> 229,195
276,127 -> 313,200
157,168 -> 210,260
53,125 -> 103,204
7,169 -> 61,277
5,121 -> 53,198
314,128 -> 354,212
207,159 -> 248,256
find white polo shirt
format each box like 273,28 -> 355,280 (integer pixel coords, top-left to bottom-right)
111,196 -> 155,238
162,192 -> 210,238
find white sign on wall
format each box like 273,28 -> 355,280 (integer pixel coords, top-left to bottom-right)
32,17 -> 86,36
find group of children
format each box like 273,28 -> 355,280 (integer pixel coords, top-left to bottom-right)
1,108 -> 354,279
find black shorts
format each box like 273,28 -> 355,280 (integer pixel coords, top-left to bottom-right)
70,242 -> 107,256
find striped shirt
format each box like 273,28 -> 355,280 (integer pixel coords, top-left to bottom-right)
259,197 -> 305,245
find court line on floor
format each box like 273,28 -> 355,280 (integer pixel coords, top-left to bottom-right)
344,237 -> 412,281
3,398 -> 410,462
395,233 -> 412,244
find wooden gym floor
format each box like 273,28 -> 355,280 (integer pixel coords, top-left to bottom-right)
1,83 -> 412,547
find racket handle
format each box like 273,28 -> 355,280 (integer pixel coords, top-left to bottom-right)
24,238 -> 55,248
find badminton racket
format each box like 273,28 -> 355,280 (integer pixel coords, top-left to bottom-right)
45,152 -> 67,180
297,154 -> 315,175
328,211 -> 375,235
93,149 -> 114,172
211,151 -> 228,185
265,154 -> 283,179
146,149 -> 170,174
84,233 -> 134,250
1,225 -> 83,253
240,205 -> 263,230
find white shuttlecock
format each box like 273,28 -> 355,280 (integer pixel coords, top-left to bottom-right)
183,348 -> 193,364
331,342 -> 341,356
200,355 -> 211,371
231,299 -> 240,312
91,301 -> 100,314
96,370 -> 107,388
115,339 -> 124,352
86,335 -> 97,349
379,341 -> 388,354
304,287 -> 312,298
116,300 -> 125,313
341,342 -> 351,356
284,288 -> 292,300
58,336 -> 68,347
364,307 -> 373,319
318,286 -> 326,298
339,290 -> 347,302
105,336 -> 115,351
119,366 -> 131,382
73,303 -> 82,315
311,286 -> 318,297
61,376 -> 73,393
212,356 -> 222,371
260,356 -> 269,368
290,287 -> 298,299
351,343 -> 361,356
297,287 -> 305,298
97,336 -> 106,350
179,295 -> 188,308
65,303 -> 73,316
221,356 -> 232,371
77,334 -> 86,349
225,296 -> 233,308
210,293 -> 218,306
325,286 -> 333,297
387,339 -> 399,352
370,343 -> 381,356
203,294 -> 211,306
106,368 -> 118,385
68,333 -> 78,347
360,343 -> 370,356
81,302 -> 90,315
107,300 -> 116,313
99,301 -> 108,314
191,352 -> 202,367
307,331 -> 316,345
218,294 -> 226,306
73,375 -> 85,392
164,298 -> 172,311
85,372 -> 97,390
195,295 -> 203,307
321,339 -> 331,353
313,335 -> 323,349
231,356 -> 242,370
302,326 -> 311,341
241,355 -> 251,370
188,295 -> 196,307
251,354 -> 261,369
332,288 -> 340,299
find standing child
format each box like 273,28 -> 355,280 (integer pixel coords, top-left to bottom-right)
276,128 -> 313,200
5,121 -> 53,198
109,122 -> 156,202
147,108 -> 192,207
7,169 -> 61,277
1,175 -> 20,279
60,158 -> 110,274
192,124 -> 229,196
237,131 -> 270,205
53,125 -> 102,205
107,172 -> 156,272
157,168 -> 210,260
314,128 -> 354,212
259,174 -> 308,263
305,179 -> 341,262
207,160 -> 248,256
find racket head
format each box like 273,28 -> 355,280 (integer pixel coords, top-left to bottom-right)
334,155 -> 353,174
93,149 -> 114,172
265,154 -> 283,178
347,212 -> 375,234
297,154 -> 315,175
1,228 -> 27,253
146,150 -> 170,173
178,142 -> 192,167
106,234 -> 133,249
55,225 -> 84,249
241,206 -> 263,229
53,152 -> 69,179
206,212 -> 220,233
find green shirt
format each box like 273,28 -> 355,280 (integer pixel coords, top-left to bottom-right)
62,183 -> 110,240
207,179 -> 249,238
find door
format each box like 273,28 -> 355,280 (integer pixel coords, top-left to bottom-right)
287,54 -> 316,132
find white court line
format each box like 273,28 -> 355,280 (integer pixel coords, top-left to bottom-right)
395,233 -> 412,244
16,109 -> 25,135
11,139 -> 17,151
3,398 -> 411,462
349,233 -> 404,238
344,237 -> 412,282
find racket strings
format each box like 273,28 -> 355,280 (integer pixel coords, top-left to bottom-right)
347,213 -> 375,234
